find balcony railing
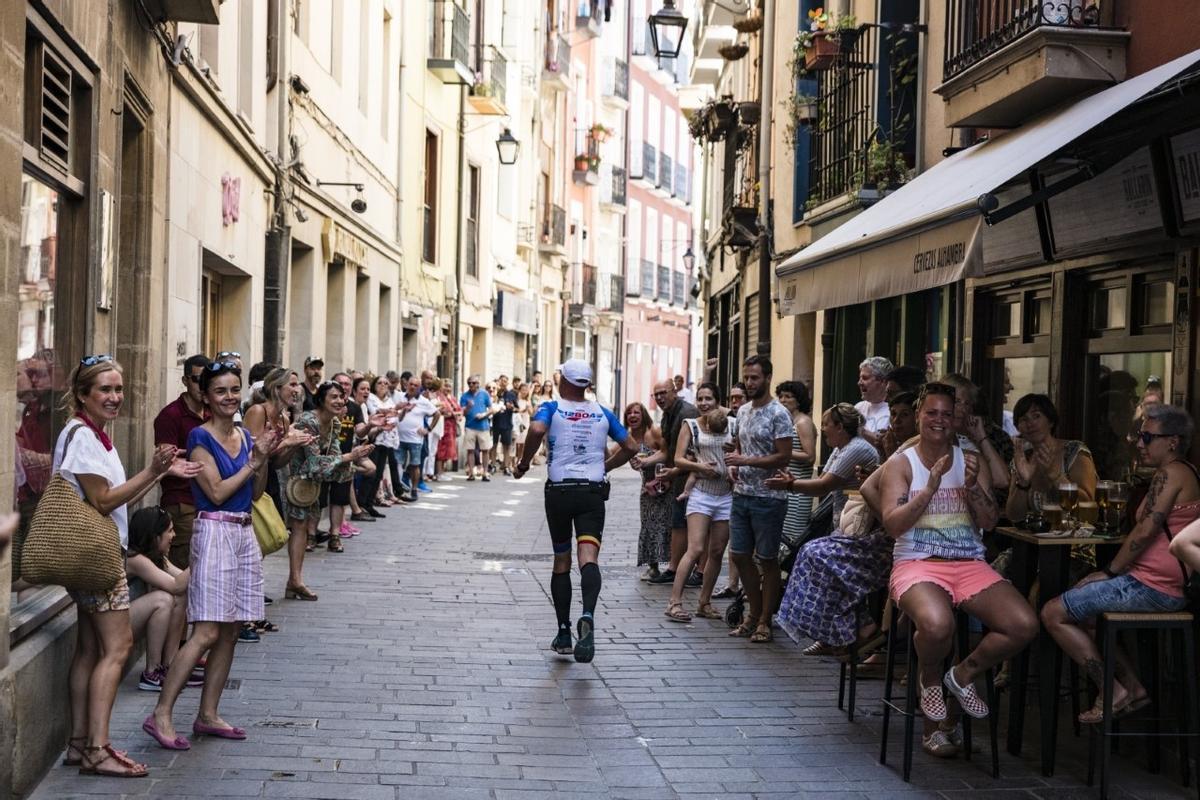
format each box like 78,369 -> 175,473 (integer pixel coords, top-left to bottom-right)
809,25 -> 878,206
545,32 -> 571,79
611,165 -> 627,206
580,263 -> 598,306
428,0 -> 469,71
658,154 -> 673,191
944,0 -> 1111,81
489,47 -> 507,103
604,275 -> 625,313
603,57 -> 629,102
657,265 -> 671,302
642,142 -> 657,184
673,271 -> 685,306
674,163 -> 688,202
541,203 -> 566,248
641,259 -> 655,298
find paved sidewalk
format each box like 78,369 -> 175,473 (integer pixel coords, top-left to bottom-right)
31,467 -> 1189,799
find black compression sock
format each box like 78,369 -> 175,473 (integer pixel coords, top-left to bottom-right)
580,562 -> 601,616
551,571 -> 572,628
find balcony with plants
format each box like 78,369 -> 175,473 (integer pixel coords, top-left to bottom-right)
427,0 -> 472,84
543,30 -> 571,92
576,0 -> 605,40
467,46 -> 508,116
539,202 -> 567,255
573,126 -> 609,187
936,0 -> 1126,127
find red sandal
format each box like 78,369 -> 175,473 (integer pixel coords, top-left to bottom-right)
79,743 -> 148,777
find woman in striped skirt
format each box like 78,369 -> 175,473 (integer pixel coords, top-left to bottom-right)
776,381 -> 818,552
146,360 -> 285,749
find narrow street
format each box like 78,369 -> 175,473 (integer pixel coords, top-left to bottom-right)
31,467 -> 1189,800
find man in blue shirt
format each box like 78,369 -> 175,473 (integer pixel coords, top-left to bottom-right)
515,359 -> 638,663
459,375 -> 493,482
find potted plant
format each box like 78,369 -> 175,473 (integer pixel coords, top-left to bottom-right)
718,43 -> 749,61
587,153 -> 601,172
574,153 -> 590,171
737,101 -> 761,126
799,8 -> 858,70
472,80 -> 493,98
732,14 -> 763,33
712,97 -> 738,131
590,123 -> 611,143
725,205 -> 759,249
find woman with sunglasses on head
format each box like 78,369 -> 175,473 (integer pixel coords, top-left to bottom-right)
282,381 -> 373,600
146,360 -> 283,749
1042,404 -> 1200,723
57,355 -> 203,777
878,383 -> 1038,744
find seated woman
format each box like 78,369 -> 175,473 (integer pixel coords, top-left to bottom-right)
879,383 -> 1038,729
1006,393 -> 1097,522
1042,403 -> 1200,723
780,395 -> 920,656
125,507 -> 199,692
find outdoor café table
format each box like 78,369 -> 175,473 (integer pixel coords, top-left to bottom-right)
996,526 -> 1126,776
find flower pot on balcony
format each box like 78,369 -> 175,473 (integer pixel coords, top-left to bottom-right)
732,14 -> 763,33
718,43 -> 749,61
587,155 -> 601,171
737,101 -> 761,126
574,154 -> 590,171
712,101 -> 737,132
804,32 -> 842,70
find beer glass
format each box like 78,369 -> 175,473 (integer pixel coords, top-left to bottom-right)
1095,480 -> 1111,533
1058,480 -> 1079,527
1108,481 -> 1129,534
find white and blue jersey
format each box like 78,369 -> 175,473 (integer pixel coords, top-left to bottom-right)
533,399 -> 629,484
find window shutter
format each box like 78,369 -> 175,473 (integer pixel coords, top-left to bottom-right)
38,44 -> 72,172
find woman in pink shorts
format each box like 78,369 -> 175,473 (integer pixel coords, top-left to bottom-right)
879,383 -> 1038,745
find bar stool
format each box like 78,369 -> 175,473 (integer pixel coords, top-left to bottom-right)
1087,611 -> 1200,800
879,608 -> 1000,781
838,590 -> 889,722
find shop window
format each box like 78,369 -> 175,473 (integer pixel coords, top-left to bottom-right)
1090,285 -> 1127,331
980,282 -> 1050,427
1029,296 -> 1051,337
1138,278 -> 1173,329
1000,356 -> 1050,435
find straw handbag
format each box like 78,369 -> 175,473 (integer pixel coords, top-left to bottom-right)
21,425 -> 124,592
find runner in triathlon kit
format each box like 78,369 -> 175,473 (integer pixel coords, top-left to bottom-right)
514,359 -> 638,662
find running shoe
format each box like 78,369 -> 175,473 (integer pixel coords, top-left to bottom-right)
574,614 -> 595,663
237,624 -> 260,644
648,569 -> 676,585
685,570 -> 703,588
185,669 -> 205,688
138,666 -> 165,692
481,475 -> 491,482
264,595 -> 274,606
417,481 -> 431,493
551,628 -> 574,655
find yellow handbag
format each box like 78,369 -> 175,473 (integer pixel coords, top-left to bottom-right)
251,494 -> 289,555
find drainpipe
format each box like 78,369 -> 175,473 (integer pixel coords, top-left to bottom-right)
755,0 -> 775,355
448,86 -> 467,389
394,12 -> 407,368
264,0 -> 292,365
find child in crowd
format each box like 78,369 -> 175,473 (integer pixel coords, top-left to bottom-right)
676,408 -> 729,502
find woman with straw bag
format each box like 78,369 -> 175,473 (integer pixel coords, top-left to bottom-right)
53,355 -> 201,778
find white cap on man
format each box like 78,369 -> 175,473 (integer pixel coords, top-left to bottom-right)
559,359 -> 593,388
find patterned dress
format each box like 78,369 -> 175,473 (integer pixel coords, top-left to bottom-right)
281,412 -> 356,522
637,440 -> 672,567
777,496 -> 893,647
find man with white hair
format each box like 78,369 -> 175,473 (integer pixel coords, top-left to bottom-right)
855,356 -> 894,448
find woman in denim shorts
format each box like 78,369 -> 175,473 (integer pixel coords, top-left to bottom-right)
1042,403 -> 1200,724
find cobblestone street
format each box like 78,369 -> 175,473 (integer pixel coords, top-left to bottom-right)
31,467 -> 1190,799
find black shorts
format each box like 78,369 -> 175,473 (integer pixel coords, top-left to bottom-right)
320,479 -> 352,508
492,426 -> 513,447
545,481 -> 609,555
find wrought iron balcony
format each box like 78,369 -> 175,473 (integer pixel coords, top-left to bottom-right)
602,58 -> 630,106
808,25 -> 880,206
673,271 -> 685,306
468,46 -> 508,115
540,203 -> 566,253
427,0 -> 472,84
673,163 -> 688,203
602,275 -> 625,314
576,0 -> 603,39
543,31 -> 571,91
611,165 -> 627,207
657,154 -> 673,195
641,259 -> 656,298
601,165 -> 627,210
580,263 -> 598,306
657,265 -> 672,303
640,143 -> 657,186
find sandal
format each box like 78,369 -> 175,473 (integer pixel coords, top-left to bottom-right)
664,602 -> 692,622
253,619 -> 280,633
62,735 -> 86,766
285,583 -> 318,601
305,537 -> 315,553
695,603 -> 723,619
803,641 -> 844,657
749,626 -> 774,644
1078,693 -> 1150,725
80,743 -> 148,777
327,535 -> 344,553
728,618 -> 759,637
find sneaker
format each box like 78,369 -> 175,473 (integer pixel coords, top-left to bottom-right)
481,475 -> 491,482
339,523 -> 357,538
238,624 -> 260,644
186,668 -> 205,688
417,481 -> 431,493
574,614 -> 595,663
314,530 -> 331,545
264,595 -> 274,606
640,567 -> 661,582
138,666 -> 165,692
685,570 -> 703,588
367,508 -> 386,519
648,569 -> 676,585
922,729 -> 960,758
551,628 -> 574,655
397,493 -> 417,503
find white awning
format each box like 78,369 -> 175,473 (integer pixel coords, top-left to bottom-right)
776,48 -> 1200,316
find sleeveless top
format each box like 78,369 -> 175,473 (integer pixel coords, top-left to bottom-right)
782,427 -> 813,538
188,427 -> 253,514
532,399 -> 629,483
893,446 -> 984,562
684,418 -> 734,496
1129,464 -> 1200,597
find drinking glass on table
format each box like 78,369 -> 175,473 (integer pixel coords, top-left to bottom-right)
1107,481 -> 1129,535
1095,480 -> 1112,534
1058,480 -> 1080,528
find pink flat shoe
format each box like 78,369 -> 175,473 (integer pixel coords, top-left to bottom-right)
192,720 -> 246,740
142,715 -> 190,750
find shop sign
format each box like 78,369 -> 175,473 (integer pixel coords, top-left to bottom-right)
1047,147 -> 1161,253
221,173 -> 241,226
1171,128 -> 1200,223
321,218 -> 368,266
981,185 -> 1042,272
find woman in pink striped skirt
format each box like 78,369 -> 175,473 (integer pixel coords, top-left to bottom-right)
145,360 -> 285,749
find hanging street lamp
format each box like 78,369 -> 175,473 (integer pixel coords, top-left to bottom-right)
648,0 -> 688,59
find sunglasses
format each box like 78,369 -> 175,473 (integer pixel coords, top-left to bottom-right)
1139,430 -> 1175,445
206,360 -> 242,374
80,354 -> 114,367
215,351 -> 241,360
